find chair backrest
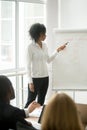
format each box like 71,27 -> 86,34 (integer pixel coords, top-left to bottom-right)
76,103 -> 87,127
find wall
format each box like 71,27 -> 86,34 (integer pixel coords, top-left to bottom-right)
45,0 -> 58,100
46,0 -> 87,103
59,0 -> 87,28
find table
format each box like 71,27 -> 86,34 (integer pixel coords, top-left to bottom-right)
25,116 -> 38,122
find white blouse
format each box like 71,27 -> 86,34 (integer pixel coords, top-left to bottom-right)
26,41 -> 58,83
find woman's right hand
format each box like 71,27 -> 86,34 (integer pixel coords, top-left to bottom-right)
29,83 -> 34,92
57,43 -> 67,52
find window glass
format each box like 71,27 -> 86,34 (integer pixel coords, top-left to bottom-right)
0,1 -> 15,70
19,2 -> 46,68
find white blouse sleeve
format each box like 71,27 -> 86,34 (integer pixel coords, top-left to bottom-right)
26,45 -> 33,83
45,44 -> 58,63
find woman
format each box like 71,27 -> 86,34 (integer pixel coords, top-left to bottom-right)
41,93 -> 84,130
0,75 -> 39,130
25,23 -> 67,107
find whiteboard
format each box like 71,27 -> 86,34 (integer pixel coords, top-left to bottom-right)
52,29 -> 87,90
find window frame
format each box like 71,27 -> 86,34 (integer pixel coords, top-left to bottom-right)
1,0 -> 46,4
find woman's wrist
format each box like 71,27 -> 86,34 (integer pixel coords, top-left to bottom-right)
57,48 -> 60,52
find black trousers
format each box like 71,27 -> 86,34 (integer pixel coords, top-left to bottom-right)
25,77 -> 49,108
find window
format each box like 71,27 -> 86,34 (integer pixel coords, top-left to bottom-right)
0,0 -> 46,107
